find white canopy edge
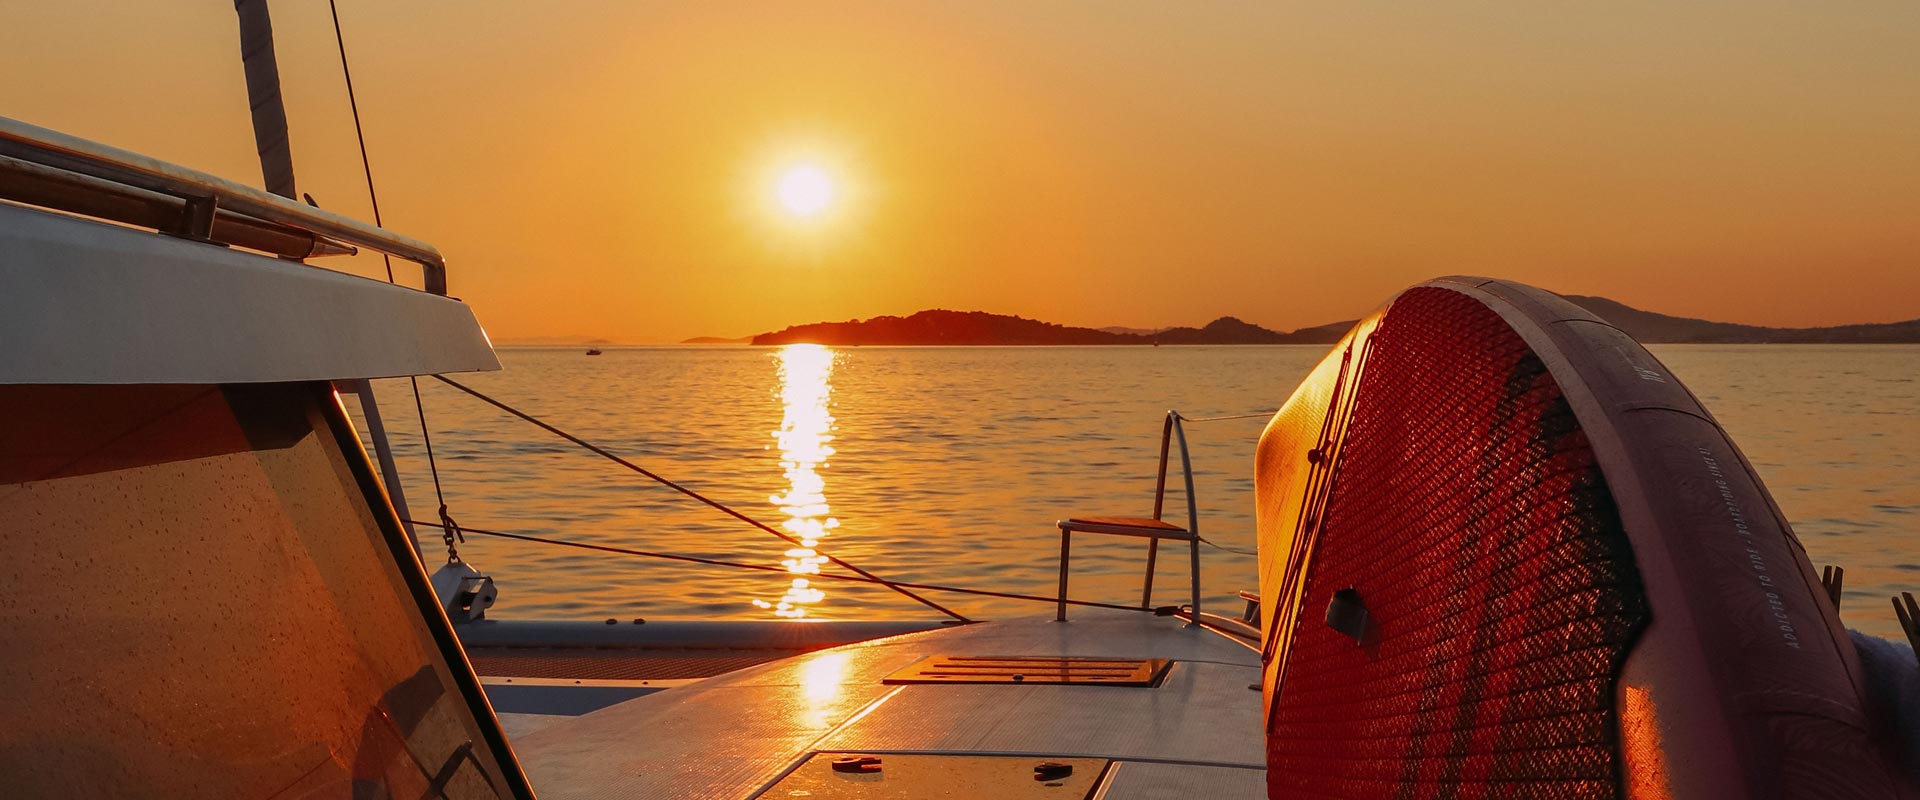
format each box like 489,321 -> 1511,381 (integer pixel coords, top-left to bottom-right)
0,201 -> 500,384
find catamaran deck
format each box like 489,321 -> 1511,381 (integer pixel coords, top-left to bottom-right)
509,611 -> 1266,798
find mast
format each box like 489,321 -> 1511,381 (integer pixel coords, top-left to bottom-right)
229,0 -> 427,560
233,0 -> 298,200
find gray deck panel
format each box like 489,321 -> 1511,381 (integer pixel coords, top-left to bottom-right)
511,612 -> 1262,799
818,661 -> 1263,765
513,683 -> 893,799
496,712 -> 569,740
1097,761 -> 1266,799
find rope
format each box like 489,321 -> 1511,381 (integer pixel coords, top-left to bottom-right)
407,372 -> 459,562
1198,536 -> 1259,557
430,375 -> 973,623
1165,409 -> 1271,554
413,520 -> 1159,615
326,0 -> 392,283
325,9 -> 961,621
327,1 -> 462,564
1175,411 -> 1276,423
323,2 -> 1035,626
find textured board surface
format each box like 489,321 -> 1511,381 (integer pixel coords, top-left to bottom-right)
1094,761 -> 1265,799
1260,286 -> 1648,798
1254,278 -> 1912,800
512,613 -> 1261,799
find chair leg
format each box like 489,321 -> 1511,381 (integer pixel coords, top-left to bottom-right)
1187,536 -> 1202,627
1056,530 -> 1071,622
1141,538 -> 1160,608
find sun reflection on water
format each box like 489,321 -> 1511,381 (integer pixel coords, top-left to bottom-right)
754,344 -> 839,618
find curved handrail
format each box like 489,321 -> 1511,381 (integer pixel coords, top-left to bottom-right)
0,116 -> 449,294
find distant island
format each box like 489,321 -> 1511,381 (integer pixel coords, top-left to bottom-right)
674,294 -> 1920,346
731,297 -> 1918,346
742,310 -> 1352,346
1559,296 -> 1920,344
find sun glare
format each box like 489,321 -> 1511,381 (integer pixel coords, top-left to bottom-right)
774,164 -> 835,219
741,143 -> 862,251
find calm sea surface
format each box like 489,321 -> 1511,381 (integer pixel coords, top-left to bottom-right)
355,345 -> 1918,639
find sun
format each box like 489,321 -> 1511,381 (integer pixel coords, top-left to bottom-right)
774,164 -> 835,219
741,144 -> 862,248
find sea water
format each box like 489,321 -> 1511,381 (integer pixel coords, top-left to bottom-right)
355,344 -> 1918,639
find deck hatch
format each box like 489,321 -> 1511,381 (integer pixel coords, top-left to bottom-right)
883,655 -> 1171,686
753,753 -> 1109,798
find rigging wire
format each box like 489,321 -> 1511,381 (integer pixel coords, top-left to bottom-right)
319,1 -> 1257,621
406,519 -> 1161,615
413,380 -> 461,562
1177,409 -> 1275,556
1174,411 -> 1276,423
431,374 -> 973,623
325,3 -> 955,622
326,0 -> 461,560
1197,536 -> 1259,557
325,0 -> 391,283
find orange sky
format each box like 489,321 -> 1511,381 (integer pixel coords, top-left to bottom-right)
6,2 -> 1918,341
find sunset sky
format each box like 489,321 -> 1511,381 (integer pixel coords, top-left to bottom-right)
5,2 -> 1918,341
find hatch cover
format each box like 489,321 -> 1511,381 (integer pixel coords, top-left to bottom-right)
882,655 -> 1171,686
754,753 -> 1109,799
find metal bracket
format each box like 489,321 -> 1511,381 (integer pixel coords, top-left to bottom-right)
431,560 -> 498,622
167,193 -> 220,242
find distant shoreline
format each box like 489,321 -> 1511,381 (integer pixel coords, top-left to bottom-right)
727,295 -> 1920,347
511,293 -> 1920,347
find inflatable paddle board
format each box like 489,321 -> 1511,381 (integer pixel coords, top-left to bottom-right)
1255,277 -> 1911,799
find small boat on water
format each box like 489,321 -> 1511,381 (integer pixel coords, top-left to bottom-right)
584,348 -> 602,356
2,8 -> 1915,799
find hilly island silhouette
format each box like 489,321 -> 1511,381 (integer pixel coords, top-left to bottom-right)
697,295 -> 1920,346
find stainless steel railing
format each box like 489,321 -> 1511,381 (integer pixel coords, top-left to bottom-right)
0,116 -> 450,294
1145,410 -> 1202,605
